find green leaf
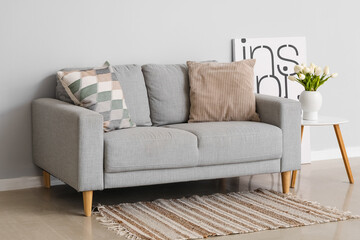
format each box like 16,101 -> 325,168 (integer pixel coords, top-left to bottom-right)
315,79 -> 320,90
306,80 -> 310,91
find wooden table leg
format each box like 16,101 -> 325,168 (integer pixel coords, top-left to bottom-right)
333,124 -> 354,184
301,125 -> 304,142
290,125 -> 304,188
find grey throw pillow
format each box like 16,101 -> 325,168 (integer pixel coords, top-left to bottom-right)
112,65 -> 152,126
56,79 -> 73,103
142,64 -> 190,126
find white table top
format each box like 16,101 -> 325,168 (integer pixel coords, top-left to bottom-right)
301,116 -> 349,126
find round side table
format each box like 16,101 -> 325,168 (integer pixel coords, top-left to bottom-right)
290,116 -> 354,188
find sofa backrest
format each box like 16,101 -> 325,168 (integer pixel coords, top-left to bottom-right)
142,64 -> 190,126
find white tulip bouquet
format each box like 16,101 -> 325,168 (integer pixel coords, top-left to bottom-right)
288,63 -> 338,91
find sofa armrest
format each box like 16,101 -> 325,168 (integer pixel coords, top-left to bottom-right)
32,98 -> 104,191
255,94 -> 301,172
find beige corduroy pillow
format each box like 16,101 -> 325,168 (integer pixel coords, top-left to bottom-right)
187,59 -> 259,122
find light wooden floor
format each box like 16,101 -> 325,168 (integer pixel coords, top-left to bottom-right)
1,158 -> 360,240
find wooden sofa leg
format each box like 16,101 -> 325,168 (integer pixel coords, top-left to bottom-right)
43,171 -> 51,188
281,171 -> 291,194
83,191 -> 93,217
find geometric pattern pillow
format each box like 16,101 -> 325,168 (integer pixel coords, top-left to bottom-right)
57,65 -> 136,132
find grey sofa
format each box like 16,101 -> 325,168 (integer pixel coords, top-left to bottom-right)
32,64 -> 301,216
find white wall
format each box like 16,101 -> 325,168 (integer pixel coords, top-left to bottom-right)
1,0 -> 359,179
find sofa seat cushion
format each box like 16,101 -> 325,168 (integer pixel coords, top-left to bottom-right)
164,122 -> 282,166
104,127 -> 198,173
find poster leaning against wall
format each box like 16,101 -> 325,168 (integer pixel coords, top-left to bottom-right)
232,37 -> 310,164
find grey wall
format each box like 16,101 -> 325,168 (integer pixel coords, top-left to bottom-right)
1,0 -> 359,179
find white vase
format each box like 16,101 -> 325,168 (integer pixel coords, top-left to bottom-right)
299,91 -> 322,120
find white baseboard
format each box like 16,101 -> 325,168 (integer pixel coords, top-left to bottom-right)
0,175 -> 64,192
311,146 -> 360,161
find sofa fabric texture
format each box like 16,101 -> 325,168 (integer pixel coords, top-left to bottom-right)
33,59 -> 302,193
56,80 -> 73,103
32,99 -> 104,191
142,64 -> 190,126
57,66 -> 135,131
255,94 -> 301,172
104,159 -> 280,189
32,94 -> 300,191
165,121 -> 282,166
187,60 -> 259,122
104,127 -> 198,173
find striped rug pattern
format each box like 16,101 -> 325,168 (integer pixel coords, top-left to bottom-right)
96,189 -> 359,240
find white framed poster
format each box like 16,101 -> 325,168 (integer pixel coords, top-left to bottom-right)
232,37 -> 311,163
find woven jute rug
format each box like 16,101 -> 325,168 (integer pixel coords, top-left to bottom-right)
96,189 -> 359,240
